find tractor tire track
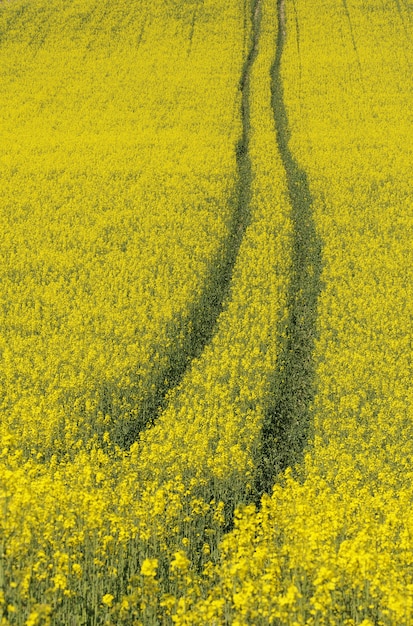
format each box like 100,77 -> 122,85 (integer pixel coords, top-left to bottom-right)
255,0 -> 322,497
187,4 -> 200,57
342,0 -> 364,86
117,0 -> 261,449
136,13 -> 150,50
393,0 -> 412,48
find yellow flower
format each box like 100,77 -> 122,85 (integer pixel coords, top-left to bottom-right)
170,551 -> 190,574
102,594 -> 114,608
140,558 -> 158,578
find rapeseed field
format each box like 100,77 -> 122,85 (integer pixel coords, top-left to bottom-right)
0,0 -> 412,624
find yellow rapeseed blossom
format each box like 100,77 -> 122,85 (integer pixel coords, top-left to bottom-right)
0,0 -> 242,457
102,594 -> 114,608
170,552 -> 191,575
1,0 -> 411,623
140,559 -> 158,578
189,0 -> 413,624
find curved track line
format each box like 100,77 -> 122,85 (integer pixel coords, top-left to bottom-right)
394,0 -> 411,33
187,5 -> 199,57
341,0 -> 364,87
118,0 -> 261,449
255,0 -> 323,497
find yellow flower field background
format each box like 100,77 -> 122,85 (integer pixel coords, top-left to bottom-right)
0,0 -> 412,623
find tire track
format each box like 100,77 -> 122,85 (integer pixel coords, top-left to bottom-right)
342,0 -> 364,86
393,0 -> 412,48
186,2 -> 201,57
136,13 -> 150,50
117,0 -> 261,448
291,0 -> 303,119
255,0 -> 322,496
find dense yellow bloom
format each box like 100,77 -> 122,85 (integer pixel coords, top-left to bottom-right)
1,0 -> 411,623
140,559 -> 158,578
0,0 -> 242,456
101,594 -> 114,608
188,0 -> 413,624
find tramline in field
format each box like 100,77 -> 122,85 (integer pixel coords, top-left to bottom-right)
0,0 -> 412,624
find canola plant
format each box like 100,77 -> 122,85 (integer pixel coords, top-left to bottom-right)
0,0 -> 412,624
